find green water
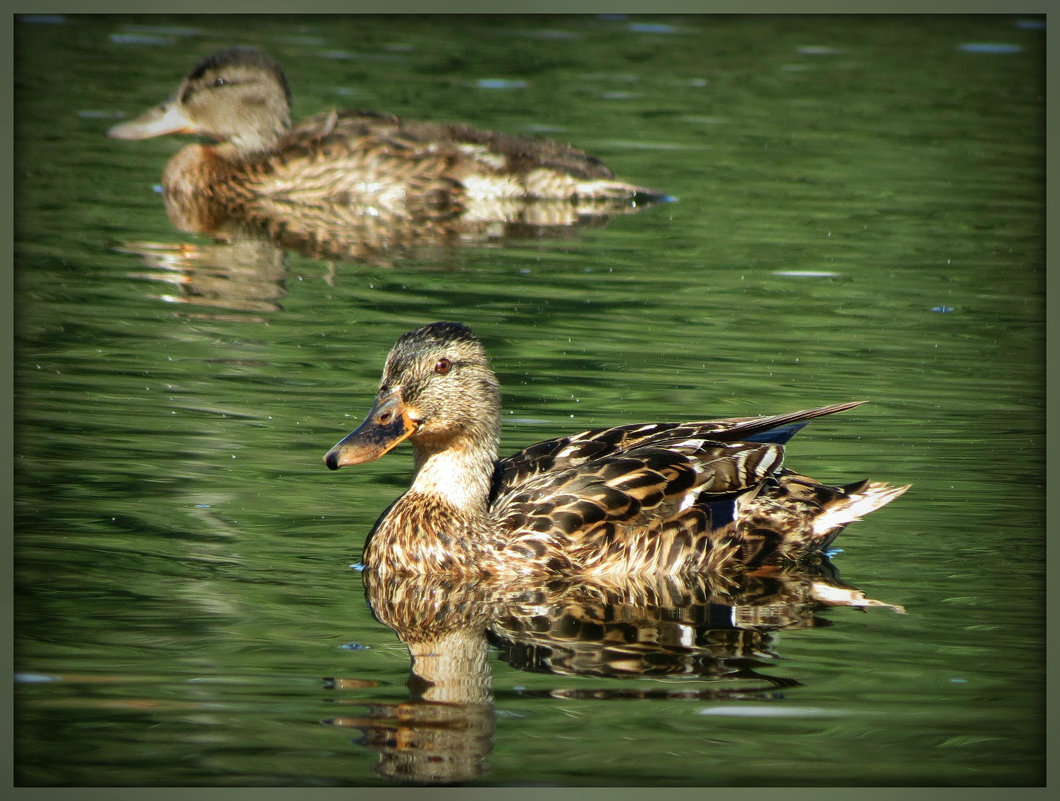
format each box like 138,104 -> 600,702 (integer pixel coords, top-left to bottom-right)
13,14 -> 1044,787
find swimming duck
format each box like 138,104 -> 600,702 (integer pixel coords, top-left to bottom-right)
108,47 -> 665,212
323,322 -> 908,577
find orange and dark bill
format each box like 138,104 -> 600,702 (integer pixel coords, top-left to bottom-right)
324,390 -> 418,470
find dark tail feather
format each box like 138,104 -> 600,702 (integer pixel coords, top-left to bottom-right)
719,401 -> 867,443
743,422 -> 810,445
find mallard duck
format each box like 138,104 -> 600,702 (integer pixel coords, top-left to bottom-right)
323,322 -> 908,578
108,47 -> 665,212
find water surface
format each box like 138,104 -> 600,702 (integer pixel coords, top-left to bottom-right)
13,14 -> 1045,787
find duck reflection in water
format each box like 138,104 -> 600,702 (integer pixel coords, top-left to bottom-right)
108,47 -> 669,283
320,322 -> 907,785
327,569 -> 903,785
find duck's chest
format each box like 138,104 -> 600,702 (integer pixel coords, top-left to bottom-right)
162,145 -> 246,199
361,492 -> 505,575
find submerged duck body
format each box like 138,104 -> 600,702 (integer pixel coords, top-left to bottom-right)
324,323 -> 908,578
108,47 -> 665,212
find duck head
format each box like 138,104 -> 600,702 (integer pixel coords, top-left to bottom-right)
324,323 -> 502,471
108,47 -> 293,157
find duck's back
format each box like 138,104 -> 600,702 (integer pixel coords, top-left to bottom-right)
492,404 -> 863,496
241,108 -> 658,209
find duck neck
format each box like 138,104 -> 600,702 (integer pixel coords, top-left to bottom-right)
213,129 -> 285,164
218,95 -> 292,162
408,433 -> 498,519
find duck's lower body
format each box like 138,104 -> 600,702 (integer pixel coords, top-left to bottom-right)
360,472 -> 908,579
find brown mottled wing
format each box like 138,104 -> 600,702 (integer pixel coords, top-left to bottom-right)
490,439 -> 785,574
272,108 -> 658,204
286,109 -> 617,179
251,110 -> 463,209
495,402 -> 864,497
378,118 -> 620,182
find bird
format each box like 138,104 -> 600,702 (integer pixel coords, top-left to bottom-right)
107,47 -> 666,214
323,322 -> 908,578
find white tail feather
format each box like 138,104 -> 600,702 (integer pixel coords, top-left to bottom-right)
812,482 -> 910,537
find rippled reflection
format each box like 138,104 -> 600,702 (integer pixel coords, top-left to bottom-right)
113,187 -> 665,317
327,565 -> 902,785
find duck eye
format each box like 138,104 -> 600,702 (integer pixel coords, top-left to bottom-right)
212,77 -> 228,87
434,358 -> 452,375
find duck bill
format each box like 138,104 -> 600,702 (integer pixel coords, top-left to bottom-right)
323,391 -> 417,470
108,99 -> 198,140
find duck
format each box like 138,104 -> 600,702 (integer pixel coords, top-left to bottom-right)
108,47 -> 666,213
323,322 -> 908,578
